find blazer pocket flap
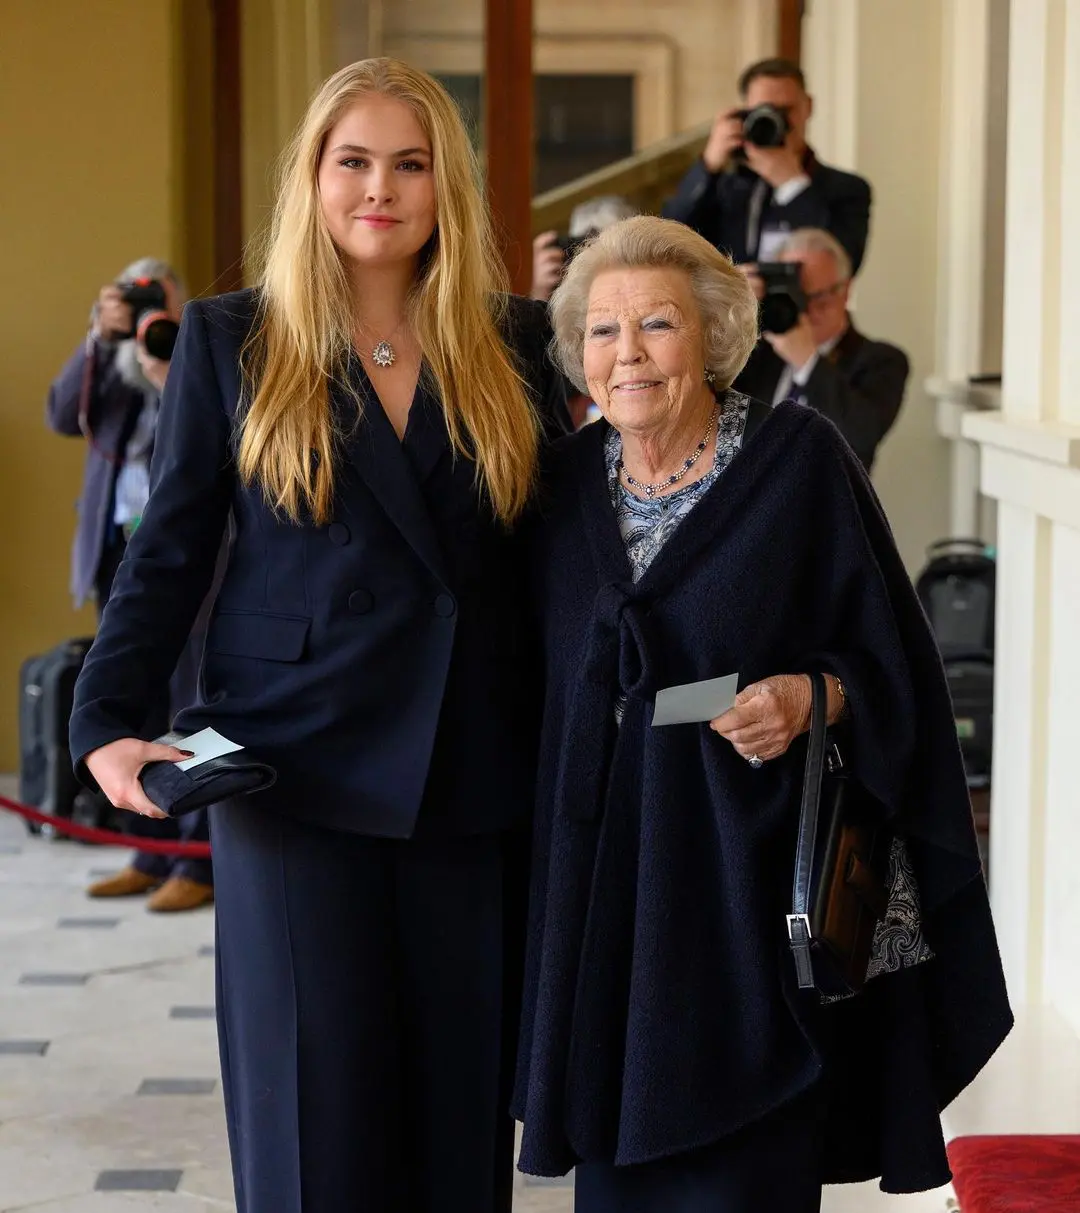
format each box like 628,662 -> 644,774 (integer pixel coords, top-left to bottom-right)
206,611 -> 311,662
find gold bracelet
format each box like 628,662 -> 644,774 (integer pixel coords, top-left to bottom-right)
833,675 -> 847,721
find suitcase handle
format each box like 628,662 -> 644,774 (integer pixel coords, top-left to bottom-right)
925,538 -> 992,558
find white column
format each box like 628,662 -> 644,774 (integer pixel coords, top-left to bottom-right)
962,0 -> 1080,1032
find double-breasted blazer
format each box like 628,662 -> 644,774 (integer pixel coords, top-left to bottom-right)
70,288 -> 569,838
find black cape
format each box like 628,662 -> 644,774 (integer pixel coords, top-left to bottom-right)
511,401 -> 1012,1193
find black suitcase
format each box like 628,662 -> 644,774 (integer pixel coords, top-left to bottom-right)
915,539 -> 995,661
18,637 -> 94,835
915,540 -> 996,784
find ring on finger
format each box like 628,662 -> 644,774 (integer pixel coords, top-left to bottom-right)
747,754 -> 765,769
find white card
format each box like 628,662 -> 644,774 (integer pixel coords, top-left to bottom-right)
652,673 -> 740,727
175,727 -> 244,771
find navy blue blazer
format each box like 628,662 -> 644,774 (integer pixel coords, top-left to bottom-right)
663,151 -> 872,274
69,289 -> 569,838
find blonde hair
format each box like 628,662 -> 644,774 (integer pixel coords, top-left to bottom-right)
549,215 -> 759,394
239,58 -> 539,526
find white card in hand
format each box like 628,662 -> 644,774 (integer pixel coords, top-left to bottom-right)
652,673 -> 740,727
175,727 -> 244,771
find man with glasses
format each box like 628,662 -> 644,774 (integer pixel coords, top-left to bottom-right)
735,227 -> 909,472
664,58 -> 872,275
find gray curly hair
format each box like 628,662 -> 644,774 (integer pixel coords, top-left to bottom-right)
548,216 -> 759,395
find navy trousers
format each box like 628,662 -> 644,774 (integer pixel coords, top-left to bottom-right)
574,1088 -> 825,1212
210,799 -> 524,1213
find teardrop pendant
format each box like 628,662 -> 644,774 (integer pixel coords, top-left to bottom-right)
371,340 -> 396,369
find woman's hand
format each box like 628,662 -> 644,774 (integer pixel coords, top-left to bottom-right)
709,675 -> 813,763
84,737 -> 193,819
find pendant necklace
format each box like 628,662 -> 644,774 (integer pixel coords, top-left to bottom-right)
360,317 -> 408,369
618,406 -> 717,499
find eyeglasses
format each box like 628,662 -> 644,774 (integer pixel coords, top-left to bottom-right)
805,281 -> 848,308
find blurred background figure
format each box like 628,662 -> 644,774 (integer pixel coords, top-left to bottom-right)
531,195 -> 640,304
663,58 -> 872,276
735,227 -> 909,472
45,259 -> 215,913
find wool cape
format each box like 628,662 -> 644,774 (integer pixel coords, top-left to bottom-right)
511,400 -> 1013,1193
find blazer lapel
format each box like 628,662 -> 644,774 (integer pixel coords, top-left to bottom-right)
338,358 -> 450,585
403,374 -> 452,484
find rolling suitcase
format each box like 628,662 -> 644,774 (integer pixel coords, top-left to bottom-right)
915,539 -> 995,785
18,637 -> 94,834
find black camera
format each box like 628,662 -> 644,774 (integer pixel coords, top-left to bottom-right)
756,262 -> 807,334
736,103 -> 790,149
555,229 -> 598,263
117,277 -> 179,361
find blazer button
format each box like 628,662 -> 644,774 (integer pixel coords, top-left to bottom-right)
433,593 -> 456,618
348,589 -> 374,615
328,522 -> 350,546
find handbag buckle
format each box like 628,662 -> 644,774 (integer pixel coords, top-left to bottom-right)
826,742 -> 844,775
786,913 -> 812,942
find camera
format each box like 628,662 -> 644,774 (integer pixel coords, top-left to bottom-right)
735,103 -> 790,149
555,229 -> 598,263
756,262 -> 807,334
117,277 -> 179,361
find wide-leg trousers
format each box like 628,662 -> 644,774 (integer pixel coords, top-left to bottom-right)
210,798 -> 525,1213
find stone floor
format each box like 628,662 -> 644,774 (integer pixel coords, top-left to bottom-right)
0,777 -> 953,1211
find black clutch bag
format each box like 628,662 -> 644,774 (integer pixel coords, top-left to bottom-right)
139,731 -> 277,817
787,673 -> 888,997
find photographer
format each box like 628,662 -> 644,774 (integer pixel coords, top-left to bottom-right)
734,227 -> 909,471
531,195 -> 639,304
663,58 -> 872,274
46,258 -> 215,913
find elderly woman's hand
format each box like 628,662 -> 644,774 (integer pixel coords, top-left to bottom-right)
709,675 -> 813,763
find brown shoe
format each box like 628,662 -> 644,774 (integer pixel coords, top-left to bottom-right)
87,867 -> 162,898
147,876 -> 215,913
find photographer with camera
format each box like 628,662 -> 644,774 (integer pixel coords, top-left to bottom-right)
531,195 -> 639,304
734,227 -> 909,471
664,58 -> 872,275
46,257 -> 215,913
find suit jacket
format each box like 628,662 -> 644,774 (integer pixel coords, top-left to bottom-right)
663,149 -> 872,274
46,342 -> 149,605
734,322 -> 909,471
70,288 -> 570,839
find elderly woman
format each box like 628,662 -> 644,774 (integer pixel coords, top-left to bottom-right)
512,216 -> 1012,1211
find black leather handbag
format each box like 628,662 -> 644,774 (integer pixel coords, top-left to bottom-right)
139,731 -> 277,818
787,673 -> 888,997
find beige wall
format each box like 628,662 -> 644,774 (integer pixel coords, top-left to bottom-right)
804,0 -> 949,573
348,0 -> 771,148
0,0 -> 214,769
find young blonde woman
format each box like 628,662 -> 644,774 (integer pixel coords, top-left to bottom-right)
69,59 -> 568,1213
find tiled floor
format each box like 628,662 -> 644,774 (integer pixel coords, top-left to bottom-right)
0,777 -> 951,1212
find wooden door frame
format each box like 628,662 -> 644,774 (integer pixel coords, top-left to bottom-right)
211,0 -> 244,291
484,0 -> 534,294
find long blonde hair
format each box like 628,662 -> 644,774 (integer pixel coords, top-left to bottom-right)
239,58 -> 540,526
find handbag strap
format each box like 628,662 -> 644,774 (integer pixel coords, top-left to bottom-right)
788,671 -> 829,990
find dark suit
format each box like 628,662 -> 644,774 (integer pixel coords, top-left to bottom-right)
663,150 -> 872,274
734,322 -> 909,471
46,341 -> 145,608
69,288 -> 568,1213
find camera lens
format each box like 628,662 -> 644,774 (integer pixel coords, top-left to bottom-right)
742,104 -> 788,149
137,313 -> 180,361
759,294 -> 801,335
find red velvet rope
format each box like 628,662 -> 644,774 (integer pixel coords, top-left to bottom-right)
0,794 -> 211,858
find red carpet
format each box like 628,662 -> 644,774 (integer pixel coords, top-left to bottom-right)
948,1135 -> 1080,1210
